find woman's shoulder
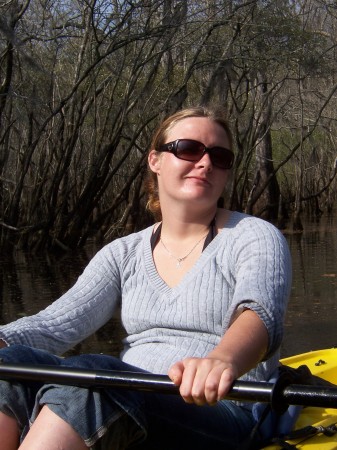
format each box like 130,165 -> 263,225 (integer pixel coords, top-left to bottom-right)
104,225 -> 153,251
217,210 -> 288,251
223,210 -> 285,236
87,225 -> 154,269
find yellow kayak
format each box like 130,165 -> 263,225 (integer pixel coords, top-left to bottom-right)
264,348 -> 337,449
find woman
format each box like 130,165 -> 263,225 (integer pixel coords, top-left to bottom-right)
0,105 -> 292,450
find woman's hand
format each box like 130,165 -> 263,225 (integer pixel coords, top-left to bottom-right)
168,309 -> 268,406
168,357 -> 238,406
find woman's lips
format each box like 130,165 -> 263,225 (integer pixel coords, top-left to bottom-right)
185,176 -> 211,186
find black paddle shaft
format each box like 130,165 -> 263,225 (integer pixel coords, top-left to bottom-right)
0,362 -> 337,412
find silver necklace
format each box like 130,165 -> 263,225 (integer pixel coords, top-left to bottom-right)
160,231 -> 209,268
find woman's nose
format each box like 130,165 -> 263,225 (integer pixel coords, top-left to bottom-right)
195,152 -> 213,170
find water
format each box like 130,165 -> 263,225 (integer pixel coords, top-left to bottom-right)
0,215 -> 336,359
281,214 -> 337,357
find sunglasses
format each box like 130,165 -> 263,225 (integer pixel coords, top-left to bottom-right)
158,139 -> 234,170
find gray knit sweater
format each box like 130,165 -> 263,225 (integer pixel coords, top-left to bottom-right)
0,212 -> 292,383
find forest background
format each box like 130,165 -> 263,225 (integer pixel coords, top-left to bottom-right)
0,0 -> 336,253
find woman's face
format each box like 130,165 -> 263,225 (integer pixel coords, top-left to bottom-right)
148,117 -> 232,209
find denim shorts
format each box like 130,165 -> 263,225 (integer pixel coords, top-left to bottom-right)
0,345 -> 257,449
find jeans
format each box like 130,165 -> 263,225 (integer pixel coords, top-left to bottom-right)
0,345 -> 257,449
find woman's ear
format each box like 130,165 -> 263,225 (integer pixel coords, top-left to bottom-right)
148,150 -> 161,174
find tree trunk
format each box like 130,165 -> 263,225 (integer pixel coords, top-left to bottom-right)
246,74 -> 280,221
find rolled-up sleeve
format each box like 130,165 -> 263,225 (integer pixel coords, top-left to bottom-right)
230,218 -> 292,358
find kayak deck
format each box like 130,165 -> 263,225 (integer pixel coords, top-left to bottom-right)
264,348 -> 337,449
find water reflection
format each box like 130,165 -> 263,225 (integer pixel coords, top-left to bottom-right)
281,214 -> 337,357
0,215 -> 336,359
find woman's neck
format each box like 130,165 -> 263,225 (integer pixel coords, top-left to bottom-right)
160,208 -> 217,240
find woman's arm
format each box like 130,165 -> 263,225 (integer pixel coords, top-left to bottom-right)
0,245 -> 121,355
168,309 -> 268,406
169,217 -> 291,407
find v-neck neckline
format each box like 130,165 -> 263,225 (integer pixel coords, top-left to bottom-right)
143,214 -> 235,295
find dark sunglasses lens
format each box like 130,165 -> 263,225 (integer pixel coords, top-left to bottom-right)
175,139 -> 234,169
176,140 -> 204,160
210,148 -> 234,169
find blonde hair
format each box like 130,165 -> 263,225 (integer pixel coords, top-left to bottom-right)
145,105 -> 233,220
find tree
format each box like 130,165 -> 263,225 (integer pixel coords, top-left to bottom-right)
0,0 -> 336,252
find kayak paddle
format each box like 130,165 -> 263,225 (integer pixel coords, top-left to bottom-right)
1,362 -> 337,412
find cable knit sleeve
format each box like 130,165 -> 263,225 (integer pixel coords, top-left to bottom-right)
0,243 -> 122,355
227,216 -> 292,359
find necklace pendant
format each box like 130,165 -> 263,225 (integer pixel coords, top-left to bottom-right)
159,227 -> 211,270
